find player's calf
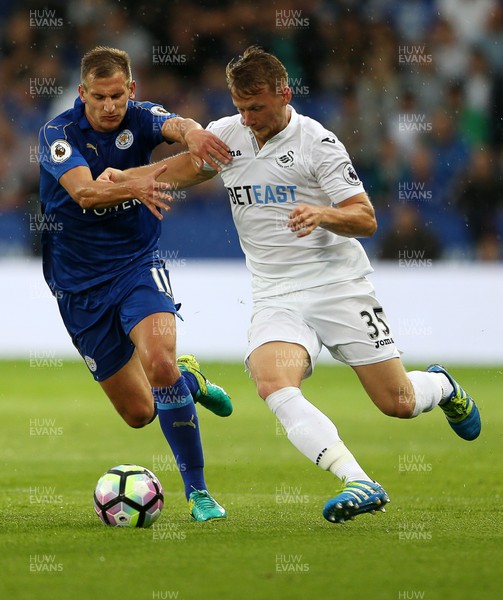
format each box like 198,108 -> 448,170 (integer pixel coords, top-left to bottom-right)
363,385 -> 416,419
379,391 -> 415,419
353,360 -> 416,419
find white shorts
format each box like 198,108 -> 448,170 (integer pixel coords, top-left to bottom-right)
245,277 -> 400,376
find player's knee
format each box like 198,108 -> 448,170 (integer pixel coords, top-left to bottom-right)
148,355 -> 179,388
255,379 -> 287,401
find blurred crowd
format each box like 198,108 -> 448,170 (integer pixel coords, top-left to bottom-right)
1,0 -> 503,260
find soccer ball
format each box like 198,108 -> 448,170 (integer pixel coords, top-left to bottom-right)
93,464 -> 164,527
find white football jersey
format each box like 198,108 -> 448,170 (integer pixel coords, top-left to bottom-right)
207,106 -> 373,298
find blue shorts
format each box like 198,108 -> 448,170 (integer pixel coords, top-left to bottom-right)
57,258 -> 179,382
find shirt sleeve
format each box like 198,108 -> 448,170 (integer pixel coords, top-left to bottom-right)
137,102 -> 178,146
310,131 -> 366,205
38,124 -> 89,181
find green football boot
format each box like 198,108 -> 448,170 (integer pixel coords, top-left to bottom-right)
188,489 -> 227,522
177,354 -> 232,417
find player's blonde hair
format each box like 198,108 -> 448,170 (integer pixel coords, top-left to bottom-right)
80,46 -> 132,89
225,46 -> 288,96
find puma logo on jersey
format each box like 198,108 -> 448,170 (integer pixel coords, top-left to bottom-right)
86,143 -> 99,155
173,414 -> 196,429
322,137 -> 336,144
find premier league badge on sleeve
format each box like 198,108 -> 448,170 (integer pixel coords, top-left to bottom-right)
50,140 -> 72,163
342,162 -> 361,186
150,105 -> 170,116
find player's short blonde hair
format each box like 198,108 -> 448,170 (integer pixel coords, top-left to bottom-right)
80,46 -> 132,89
225,46 -> 288,96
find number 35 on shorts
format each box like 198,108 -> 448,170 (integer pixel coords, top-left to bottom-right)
360,307 -> 391,341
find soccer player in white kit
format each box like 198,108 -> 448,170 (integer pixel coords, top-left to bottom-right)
101,47 -> 481,524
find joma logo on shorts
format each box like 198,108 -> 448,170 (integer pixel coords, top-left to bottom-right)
375,337 -> 394,349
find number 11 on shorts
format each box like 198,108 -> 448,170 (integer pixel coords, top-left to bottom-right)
150,267 -> 173,298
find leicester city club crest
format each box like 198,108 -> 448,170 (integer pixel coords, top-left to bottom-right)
84,355 -> 97,372
115,129 -> 134,150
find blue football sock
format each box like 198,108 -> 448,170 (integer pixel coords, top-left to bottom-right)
180,371 -> 199,398
153,377 -> 206,499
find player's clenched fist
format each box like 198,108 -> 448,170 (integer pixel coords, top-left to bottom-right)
288,203 -> 326,237
97,167 -> 126,183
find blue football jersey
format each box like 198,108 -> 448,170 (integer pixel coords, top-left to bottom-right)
39,97 -> 176,293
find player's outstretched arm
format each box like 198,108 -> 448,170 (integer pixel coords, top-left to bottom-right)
288,193 -> 377,238
162,117 -> 231,172
61,164 -> 173,220
99,152 -> 217,190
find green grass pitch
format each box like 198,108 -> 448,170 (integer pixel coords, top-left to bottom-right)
0,360 -> 501,600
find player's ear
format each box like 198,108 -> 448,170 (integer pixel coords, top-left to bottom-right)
78,84 -> 86,103
129,80 -> 136,99
282,86 -> 292,105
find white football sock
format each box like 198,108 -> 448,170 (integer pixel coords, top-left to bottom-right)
265,387 -> 372,483
436,373 -> 455,403
408,371 -> 444,417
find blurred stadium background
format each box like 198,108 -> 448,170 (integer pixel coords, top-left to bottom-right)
1,0 -> 502,363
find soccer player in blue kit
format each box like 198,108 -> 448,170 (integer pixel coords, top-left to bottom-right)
38,47 -> 232,521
